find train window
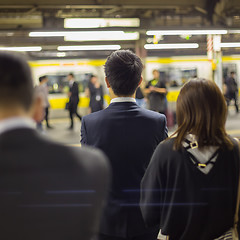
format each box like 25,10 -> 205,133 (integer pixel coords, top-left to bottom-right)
223,63 -> 237,81
157,67 -> 197,87
46,73 -> 92,94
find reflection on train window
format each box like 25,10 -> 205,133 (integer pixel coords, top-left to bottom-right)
158,67 -> 197,87
46,73 -> 92,94
223,63 -> 237,81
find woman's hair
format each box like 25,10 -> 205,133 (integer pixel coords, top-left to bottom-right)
173,78 -> 233,150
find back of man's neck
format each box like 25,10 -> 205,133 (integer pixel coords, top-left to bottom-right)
0,108 -> 28,121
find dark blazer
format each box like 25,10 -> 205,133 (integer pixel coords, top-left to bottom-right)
81,102 -> 168,238
69,81 -> 79,111
0,128 -> 110,240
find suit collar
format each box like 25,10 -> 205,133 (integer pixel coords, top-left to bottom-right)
108,101 -> 139,110
110,97 -> 136,104
0,117 -> 35,136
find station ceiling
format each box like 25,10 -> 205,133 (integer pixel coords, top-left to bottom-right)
1,0 -> 240,59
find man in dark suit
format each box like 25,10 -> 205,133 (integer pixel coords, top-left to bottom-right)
67,73 -> 82,129
0,52 -> 110,240
81,50 -> 168,240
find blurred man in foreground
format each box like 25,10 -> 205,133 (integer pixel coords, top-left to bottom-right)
0,52 -> 110,240
81,50 -> 168,240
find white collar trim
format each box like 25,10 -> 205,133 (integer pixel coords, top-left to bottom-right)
0,117 -> 35,136
110,97 -> 136,104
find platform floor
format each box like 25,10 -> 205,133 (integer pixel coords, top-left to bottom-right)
40,107 -> 240,146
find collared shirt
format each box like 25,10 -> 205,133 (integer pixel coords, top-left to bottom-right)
35,83 -> 50,108
0,117 -> 35,136
110,97 -> 136,104
69,80 -> 74,88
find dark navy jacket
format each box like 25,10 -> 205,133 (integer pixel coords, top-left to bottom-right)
81,101 -> 168,238
69,81 -> 79,111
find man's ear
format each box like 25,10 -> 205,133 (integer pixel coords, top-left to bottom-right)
138,76 -> 143,87
30,96 -> 44,122
105,77 -> 111,88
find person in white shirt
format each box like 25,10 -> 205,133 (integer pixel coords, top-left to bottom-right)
35,75 -> 53,130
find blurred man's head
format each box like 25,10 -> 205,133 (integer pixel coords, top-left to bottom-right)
104,50 -> 143,97
0,52 -> 43,121
152,69 -> 160,80
0,52 -> 34,111
67,73 -> 74,81
90,75 -> 98,85
230,71 -> 235,77
39,75 -> 48,84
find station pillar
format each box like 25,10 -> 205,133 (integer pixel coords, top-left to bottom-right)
212,35 -> 223,90
135,38 -> 147,81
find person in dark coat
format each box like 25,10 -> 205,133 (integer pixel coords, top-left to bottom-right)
86,75 -> 104,113
81,50 -> 168,240
67,73 -> 82,129
141,79 -> 240,240
0,52 -> 110,240
225,71 -> 239,113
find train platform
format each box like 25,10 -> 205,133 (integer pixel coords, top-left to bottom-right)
40,107 -> 240,146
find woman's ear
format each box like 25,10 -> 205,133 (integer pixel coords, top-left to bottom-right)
30,96 -> 44,122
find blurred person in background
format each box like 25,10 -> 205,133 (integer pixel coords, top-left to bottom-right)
35,75 -> 53,130
141,79 -> 240,240
81,50 -> 168,240
85,75 -> 104,113
0,52 -> 110,240
145,69 -> 167,115
225,71 -> 239,113
66,73 -> 82,129
135,84 -> 146,108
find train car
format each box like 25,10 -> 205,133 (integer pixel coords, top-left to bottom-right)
29,54 -> 240,115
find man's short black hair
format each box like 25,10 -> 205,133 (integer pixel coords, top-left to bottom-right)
69,73 -> 74,78
230,71 -> 235,75
39,75 -> 47,82
0,52 -> 33,110
104,50 -> 143,96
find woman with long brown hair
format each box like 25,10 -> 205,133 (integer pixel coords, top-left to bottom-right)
141,79 -> 240,240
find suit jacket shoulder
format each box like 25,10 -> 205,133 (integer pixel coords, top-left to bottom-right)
0,128 -> 110,240
81,103 -> 168,145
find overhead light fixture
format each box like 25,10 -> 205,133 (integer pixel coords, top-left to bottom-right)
30,31 -> 67,37
228,30 -> 240,34
146,30 -> 228,36
57,45 -> 121,51
64,18 -> 140,28
144,43 -> 199,49
64,31 -> 139,41
57,52 -> 66,57
29,31 -> 139,41
0,46 -> 42,52
220,42 -> 240,47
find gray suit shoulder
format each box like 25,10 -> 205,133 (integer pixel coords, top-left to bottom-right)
69,145 -> 110,182
37,134 -> 110,182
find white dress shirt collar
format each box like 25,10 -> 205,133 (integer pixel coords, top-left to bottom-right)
69,80 -> 74,87
0,117 -> 35,136
110,97 -> 136,104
